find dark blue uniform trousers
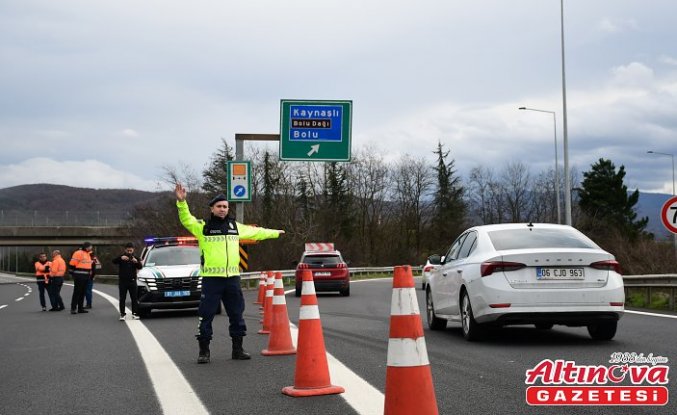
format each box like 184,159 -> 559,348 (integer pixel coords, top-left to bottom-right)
196,276 -> 246,341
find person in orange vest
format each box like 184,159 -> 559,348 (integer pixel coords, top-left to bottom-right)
69,242 -> 93,314
48,249 -> 66,311
34,253 -> 51,311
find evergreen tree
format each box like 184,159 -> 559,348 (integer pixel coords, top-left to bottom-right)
321,162 -> 353,242
578,158 -> 648,238
431,142 -> 466,249
295,175 -> 313,221
261,151 -> 279,220
201,138 -> 234,196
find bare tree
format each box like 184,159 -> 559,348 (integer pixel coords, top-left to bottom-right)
348,148 -> 391,264
530,167 -> 557,223
467,166 -> 506,224
502,161 -> 532,222
392,155 -> 433,262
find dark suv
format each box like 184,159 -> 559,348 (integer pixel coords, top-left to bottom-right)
136,237 -> 202,317
295,250 -> 350,297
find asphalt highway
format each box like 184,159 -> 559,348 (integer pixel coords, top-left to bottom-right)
0,272 -> 675,415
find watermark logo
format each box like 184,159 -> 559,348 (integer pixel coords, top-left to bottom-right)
525,353 -> 669,406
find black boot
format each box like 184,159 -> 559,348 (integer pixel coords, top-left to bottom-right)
231,336 -> 251,360
197,340 -> 210,364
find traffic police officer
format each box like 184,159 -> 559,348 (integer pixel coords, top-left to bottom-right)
175,183 -> 285,363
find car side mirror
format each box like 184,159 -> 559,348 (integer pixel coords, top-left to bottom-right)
427,254 -> 442,265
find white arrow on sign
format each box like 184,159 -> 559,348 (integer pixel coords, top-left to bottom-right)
307,144 -> 320,157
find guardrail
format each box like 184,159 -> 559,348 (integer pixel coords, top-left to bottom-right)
623,275 -> 677,312
8,266 -> 418,288
9,269 -> 675,312
236,266 -> 417,289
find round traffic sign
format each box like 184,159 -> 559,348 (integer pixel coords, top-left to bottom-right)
660,195 -> 677,234
233,185 -> 246,198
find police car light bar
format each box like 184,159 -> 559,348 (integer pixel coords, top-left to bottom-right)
304,242 -> 335,252
144,236 -> 198,245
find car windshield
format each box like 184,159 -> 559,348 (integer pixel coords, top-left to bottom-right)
488,228 -> 599,251
145,246 -> 201,266
302,254 -> 342,266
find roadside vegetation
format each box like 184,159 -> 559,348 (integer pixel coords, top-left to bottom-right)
126,141 -> 676,275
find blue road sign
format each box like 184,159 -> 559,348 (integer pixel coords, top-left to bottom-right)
289,104 -> 343,142
234,185 -> 246,198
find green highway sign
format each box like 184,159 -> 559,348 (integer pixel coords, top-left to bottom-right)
279,99 -> 352,162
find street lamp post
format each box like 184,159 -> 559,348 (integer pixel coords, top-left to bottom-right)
560,0 -> 572,226
519,107 -> 561,224
647,150 -> 676,254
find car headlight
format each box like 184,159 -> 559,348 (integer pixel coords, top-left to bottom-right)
138,277 -> 158,291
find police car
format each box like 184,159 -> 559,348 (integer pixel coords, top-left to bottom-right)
136,237 -> 204,317
294,243 -> 350,297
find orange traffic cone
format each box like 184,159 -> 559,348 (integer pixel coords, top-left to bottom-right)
282,270 -> 344,397
384,265 -> 438,415
262,272 -> 296,356
254,272 -> 266,305
258,272 -> 275,334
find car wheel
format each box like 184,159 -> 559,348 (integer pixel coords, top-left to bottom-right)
535,323 -> 554,330
426,290 -> 447,330
461,290 -> 484,341
340,286 -> 350,297
138,308 -> 151,319
295,286 -> 301,297
587,321 -> 617,340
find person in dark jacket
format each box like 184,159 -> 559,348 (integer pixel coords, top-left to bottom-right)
112,243 -> 143,321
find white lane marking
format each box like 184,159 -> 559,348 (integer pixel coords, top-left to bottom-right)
285,288 -> 385,415
0,305 -> 7,310
90,287 -> 209,415
15,297 -> 24,302
24,293 -> 30,297
625,310 -> 677,319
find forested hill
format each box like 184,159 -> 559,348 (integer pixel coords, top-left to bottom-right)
0,184 -> 164,211
0,183 -> 670,237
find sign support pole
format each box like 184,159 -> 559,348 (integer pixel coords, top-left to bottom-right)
234,134 -> 281,224
235,138 -> 244,224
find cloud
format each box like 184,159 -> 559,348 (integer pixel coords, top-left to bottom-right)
121,128 -> 139,137
596,17 -> 639,34
609,62 -> 655,86
659,55 -> 677,67
0,158 -> 158,190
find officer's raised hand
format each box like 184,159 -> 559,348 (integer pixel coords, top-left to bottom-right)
175,183 -> 187,202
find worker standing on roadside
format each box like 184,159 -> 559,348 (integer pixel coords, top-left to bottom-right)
69,242 -> 93,314
175,183 -> 285,363
47,250 -> 66,311
34,253 -> 50,311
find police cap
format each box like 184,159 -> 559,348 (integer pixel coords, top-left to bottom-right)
208,194 -> 228,207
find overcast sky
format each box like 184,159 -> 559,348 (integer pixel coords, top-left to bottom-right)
1,0 -> 676,196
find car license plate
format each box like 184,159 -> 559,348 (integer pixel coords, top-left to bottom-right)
536,267 -> 585,280
164,290 -> 190,297
314,272 -> 331,277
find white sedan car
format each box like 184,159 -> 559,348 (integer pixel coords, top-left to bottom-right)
425,223 -> 624,341
420,257 -> 441,290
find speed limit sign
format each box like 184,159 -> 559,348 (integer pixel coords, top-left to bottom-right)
660,195 -> 677,234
